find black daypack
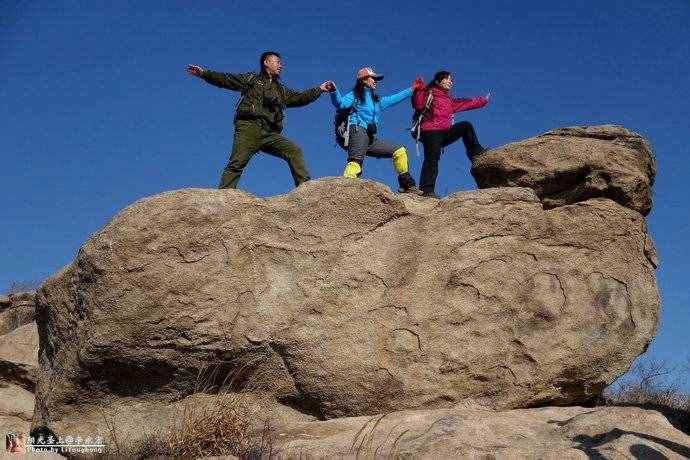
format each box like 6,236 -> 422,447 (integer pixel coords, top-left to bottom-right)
334,102 -> 357,147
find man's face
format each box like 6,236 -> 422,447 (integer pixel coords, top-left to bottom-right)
264,55 -> 282,77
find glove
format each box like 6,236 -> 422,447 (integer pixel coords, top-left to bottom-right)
412,77 -> 425,91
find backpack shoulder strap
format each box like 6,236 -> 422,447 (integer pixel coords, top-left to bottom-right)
273,79 -> 288,107
336,98 -> 359,148
423,90 -> 433,111
245,73 -> 258,91
234,73 -> 259,113
411,90 -> 433,153
240,73 -> 259,98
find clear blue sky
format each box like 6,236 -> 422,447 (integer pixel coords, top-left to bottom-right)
2,1 -> 688,386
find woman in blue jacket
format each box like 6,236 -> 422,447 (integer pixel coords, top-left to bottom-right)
330,67 -> 424,194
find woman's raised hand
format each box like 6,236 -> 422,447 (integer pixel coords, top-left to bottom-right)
412,76 -> 425,91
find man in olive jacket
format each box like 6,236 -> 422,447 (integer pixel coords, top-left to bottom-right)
187,51 -> 334,189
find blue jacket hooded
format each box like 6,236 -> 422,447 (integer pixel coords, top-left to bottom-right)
330,86 -> 413,129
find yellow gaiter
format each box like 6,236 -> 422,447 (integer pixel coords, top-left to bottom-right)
392,147 -> 409,174
343,161 -> 362,178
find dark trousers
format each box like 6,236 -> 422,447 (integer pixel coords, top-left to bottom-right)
219,120 -> 310,189
418,121 -> 483,194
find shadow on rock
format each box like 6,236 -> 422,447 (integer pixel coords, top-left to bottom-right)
573,428 -> 690,459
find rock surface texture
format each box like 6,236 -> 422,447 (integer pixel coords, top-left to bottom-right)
0,292 -> 38,436
0,292 -> 36,335
472,125 -> 656,215
34,177 -> 659,442
269,405 -> 690,459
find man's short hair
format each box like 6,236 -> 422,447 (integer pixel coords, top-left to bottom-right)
260,51 -> 281,70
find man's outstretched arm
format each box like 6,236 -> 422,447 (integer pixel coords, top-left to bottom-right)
186,64 -> 249,91
283,80 -> 335,107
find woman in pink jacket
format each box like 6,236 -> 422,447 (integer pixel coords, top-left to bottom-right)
412,71 -> 489,198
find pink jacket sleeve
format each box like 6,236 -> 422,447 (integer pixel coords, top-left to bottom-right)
452,96 -> 488,113
412,88 -> 428,110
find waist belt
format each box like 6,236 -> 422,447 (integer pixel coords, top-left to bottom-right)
235,114 -> 278,130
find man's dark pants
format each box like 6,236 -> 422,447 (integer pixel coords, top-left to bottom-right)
419,121 -> 483,194
219,119 -> 310,189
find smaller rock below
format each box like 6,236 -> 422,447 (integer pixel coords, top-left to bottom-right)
268,405 -> 689,459
0,322 -> 39,367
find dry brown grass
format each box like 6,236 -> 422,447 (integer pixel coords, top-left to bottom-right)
604,359 -> 689,408
155,393 -> 269,458
5,280 -> 41,294
97,358 -> 283,459
605,382 -> 690,410
99,395 -> 278,459
603,358 -> 690,434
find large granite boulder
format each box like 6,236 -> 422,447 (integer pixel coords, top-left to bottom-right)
472,125 -> 656,215
33,178 -> 659,442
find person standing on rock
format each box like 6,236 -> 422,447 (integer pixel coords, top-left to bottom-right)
412,71 -> 490,198
330,67 -> 424,194
186,51 -> 335,189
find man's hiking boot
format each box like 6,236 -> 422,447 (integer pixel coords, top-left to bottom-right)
422,191 -> 439,199
399,184 -> 424,195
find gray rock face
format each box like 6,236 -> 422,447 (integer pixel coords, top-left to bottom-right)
0,293 -> 38,437
472,125 -> 656,215
269,405 -> 690,459
0,322 -> 38,369
0,373 -> 35,436
33,178 -> 659,440
0,291 -> 36,335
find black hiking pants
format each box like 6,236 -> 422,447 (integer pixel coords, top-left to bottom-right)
419,121 -> 484,194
